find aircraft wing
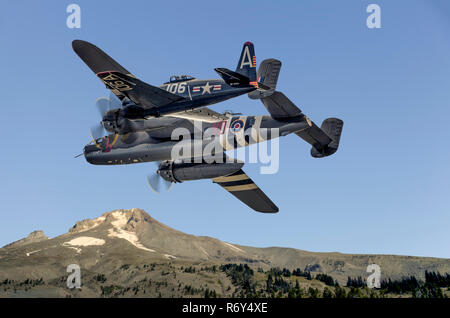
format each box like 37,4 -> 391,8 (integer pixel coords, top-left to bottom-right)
168,107 -> 229,123
97,71 -> 185,109
212,169 -> 278,213
72,40 -> 185,108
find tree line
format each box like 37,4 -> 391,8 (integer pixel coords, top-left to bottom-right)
218,264 -> 449,298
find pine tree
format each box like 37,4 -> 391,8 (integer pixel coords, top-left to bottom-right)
323,287 -> 334,298
266,274 -> 273,293
334,286 -> 347,298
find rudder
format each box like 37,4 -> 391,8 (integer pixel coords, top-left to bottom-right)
310,118 -> 344,158
249,58 -> 282,99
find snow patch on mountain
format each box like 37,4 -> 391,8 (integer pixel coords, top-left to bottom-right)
63,245 -> 81,254
66,237 -> 105,246
62,236 -> 105,254
108,211 -> 155,253
223,242 -> 245,253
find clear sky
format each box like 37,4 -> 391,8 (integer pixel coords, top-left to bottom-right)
1,0 -> 449,258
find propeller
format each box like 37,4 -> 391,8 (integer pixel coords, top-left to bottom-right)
146,162 -> 174,194
90,93 -> 123,141
95,96 -> 110,118
108,92 -> 123,108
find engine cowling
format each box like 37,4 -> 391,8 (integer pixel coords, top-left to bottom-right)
101,109 -> 121,133
158,160 -> 244,183
102,107 -> 164,135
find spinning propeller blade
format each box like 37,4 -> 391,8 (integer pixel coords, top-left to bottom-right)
109,92 -> 123,109
90,93 -> 123,140
146,163 -> 174,194
90,123 -> 105,141
95,97 -> 110,117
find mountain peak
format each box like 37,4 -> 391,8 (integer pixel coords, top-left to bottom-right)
111,208 -> 153,232
69,208 -> 156,234
3,230 -> 48,248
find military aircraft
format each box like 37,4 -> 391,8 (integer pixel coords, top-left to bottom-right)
74,40 -> 344,213
72,40 -> 270,140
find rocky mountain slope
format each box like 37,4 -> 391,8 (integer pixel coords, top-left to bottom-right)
3,230 -> 48,249
0,208 -> 448,297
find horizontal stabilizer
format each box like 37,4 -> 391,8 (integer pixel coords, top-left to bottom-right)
214,68 -> 251,87
260,91 -> 302,119
249,59 -> 282,99
260,91 -> 343,157
212,169 -> 278,213
256,82 -> 271,91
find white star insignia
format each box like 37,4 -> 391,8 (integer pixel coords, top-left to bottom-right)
201,82 -> 212,95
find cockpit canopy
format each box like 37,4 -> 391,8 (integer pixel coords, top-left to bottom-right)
165,75 -> 196,84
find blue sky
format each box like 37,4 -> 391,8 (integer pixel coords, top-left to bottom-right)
1,0 -> 449,258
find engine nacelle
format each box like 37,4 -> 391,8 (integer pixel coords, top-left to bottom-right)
102,107 -> 166,135
101,109 -> 121,133
158,160 -> 244,183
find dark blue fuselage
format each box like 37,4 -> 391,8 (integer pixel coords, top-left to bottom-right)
144,78 -> 255,117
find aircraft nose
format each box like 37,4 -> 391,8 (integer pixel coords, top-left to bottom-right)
83,144 -> 99,164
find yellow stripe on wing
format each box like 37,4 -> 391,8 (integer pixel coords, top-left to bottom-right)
223,184 -> 258,192
212,174 -> 249,183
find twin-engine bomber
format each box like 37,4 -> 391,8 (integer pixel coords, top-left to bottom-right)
73,40 -> 344,213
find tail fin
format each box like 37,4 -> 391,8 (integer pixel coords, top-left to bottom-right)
214,68 -> 252,87
235,42 -> 257,83
249,58 -> 282,99
295,118 -> 344,158
310,118 -> 344,158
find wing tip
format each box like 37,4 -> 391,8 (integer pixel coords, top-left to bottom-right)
254,205 -> 279,213
253,204 -> 280,213
72,39 -> 89,52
